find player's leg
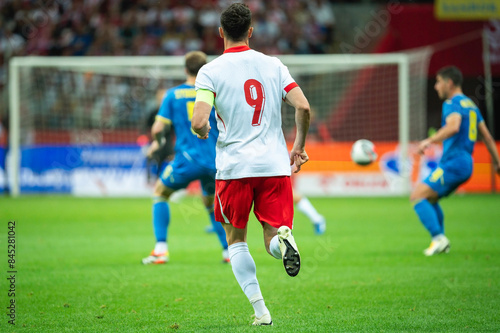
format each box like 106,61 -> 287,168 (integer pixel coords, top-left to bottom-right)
293,190 -> 326,235
410,182 -> 441,237
216,179 -> 272,326
202,185 -> 216,235
432,202 -> 444,234
255,176 -> 300,277
411,167 -> 450,256
263,223 -> 280,259
223,223 -> 271,325
201,193 -> 229,262
412,160 -> 472,256
203,185 -> 216,235
143,157 -> 190,264
142,179 -> 175,264
199,171 -> 229,262
204,224 -> 215,233
262,221 -> 300,277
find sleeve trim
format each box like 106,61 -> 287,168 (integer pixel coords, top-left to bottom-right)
155,115 -> 172,125
284,82 -> 298,93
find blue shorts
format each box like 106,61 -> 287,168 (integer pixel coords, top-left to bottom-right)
423,155 -> 472,198
160,153 -> 216,196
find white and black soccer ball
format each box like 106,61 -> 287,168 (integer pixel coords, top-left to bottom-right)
351,139 -> 378,166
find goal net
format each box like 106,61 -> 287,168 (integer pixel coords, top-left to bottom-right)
6,50 -> 432,196
279,49 -> 432,196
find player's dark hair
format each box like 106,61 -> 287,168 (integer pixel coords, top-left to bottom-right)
220,3 -> 251,42
437,66 -> 463,87
185,51 -> 207,76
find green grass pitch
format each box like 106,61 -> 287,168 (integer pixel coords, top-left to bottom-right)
2,194 -> 500,332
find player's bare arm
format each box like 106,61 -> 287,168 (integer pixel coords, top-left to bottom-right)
285,87 -> 310,172
152,119 -> 169,143
418,113 -> 461,154
192,89 -> 215,139
478,121 -> 500,175
192,101 -> 212,139
147,120 -> 167,158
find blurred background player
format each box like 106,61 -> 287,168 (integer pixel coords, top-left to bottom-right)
411,66 -> 500,256
192,3 -> 310,326
140,89 -> 189,202
139,89 -> 174,183
293,191 -> 326,235
289,108 -> 327,234
142,51 -> 228,265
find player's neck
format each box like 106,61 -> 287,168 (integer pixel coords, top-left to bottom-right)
224,39 -> 249,51
185,76 -> 196,86
447,87 -> 463,99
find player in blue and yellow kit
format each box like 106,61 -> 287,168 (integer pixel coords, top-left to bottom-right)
411,66 -> 500,256
142,51 -> 228,264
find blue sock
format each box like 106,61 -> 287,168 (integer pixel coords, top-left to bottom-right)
413,199 -> 441,237
153,197 -> 170,242
432,202 -> 444,235
208,209 -> 228,249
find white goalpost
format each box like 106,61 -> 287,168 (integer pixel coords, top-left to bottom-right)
7,51 -> 432,197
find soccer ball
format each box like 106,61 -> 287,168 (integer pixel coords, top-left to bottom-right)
351,139 -> 378,166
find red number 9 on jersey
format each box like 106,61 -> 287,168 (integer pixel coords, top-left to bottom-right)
244,79 -> 266,126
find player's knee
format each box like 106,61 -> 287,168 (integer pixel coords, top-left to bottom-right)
202,195 -> 215,208
410,187 -> 438,203
153,184 -> 164,197
154,181 -> 171,199
223,226 -> 246,245
428,197 -> 438,204
410,189 -> 429,203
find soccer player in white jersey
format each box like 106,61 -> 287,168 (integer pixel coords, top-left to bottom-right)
191,3 -> 310,326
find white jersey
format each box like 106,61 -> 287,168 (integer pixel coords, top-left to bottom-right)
195,46 -> 298,180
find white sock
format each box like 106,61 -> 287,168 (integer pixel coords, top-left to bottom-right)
297,197 -> 324,225
432,234 -> 444,242
269,235 -> 281,259
154,242 -> 167,254
228,242 -> 269,318
249,294 -> 269,319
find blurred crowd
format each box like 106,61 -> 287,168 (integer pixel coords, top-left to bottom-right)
0,0 -> 335,139
0,0 -> 336,144
0,0 -> 336,85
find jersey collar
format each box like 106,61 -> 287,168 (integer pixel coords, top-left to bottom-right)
223,45 -> 251,54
